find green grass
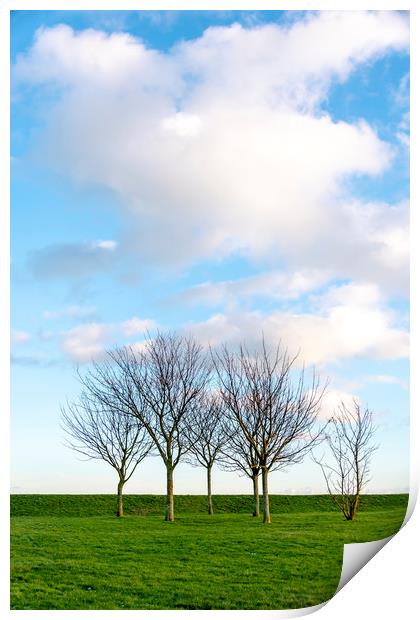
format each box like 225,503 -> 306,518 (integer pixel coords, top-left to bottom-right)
10,494 -> 408,610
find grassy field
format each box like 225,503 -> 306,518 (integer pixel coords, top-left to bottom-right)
10,494 -> 408,610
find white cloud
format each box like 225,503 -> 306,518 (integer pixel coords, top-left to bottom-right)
319,389 -> 360,420
12,12 -> 409,293
91,240 -> 117,251
315,281 -> 383,309
63,323 -> 110,363
364,374 -> 409,389
11,329 -> 31,344
186,282 -> 408,364
161,113 -> 202,138
43,305 -> 97,320
180,268 -> 330,306
176,11 -> 408,110
120,317 -> 155,337
329,200 -> 409,296
62,316 -> 156,362
13,24 -> 178,90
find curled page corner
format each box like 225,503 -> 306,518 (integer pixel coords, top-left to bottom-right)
336,534 -> 394,594
335,491 -> 414,596
403,489 -> 417,526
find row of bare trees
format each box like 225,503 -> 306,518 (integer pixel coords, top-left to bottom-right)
62,332 -> 377,522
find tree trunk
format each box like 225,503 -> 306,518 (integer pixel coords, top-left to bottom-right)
252,470 -> 260,517
165,465 -> 174,522
207,465 -> 214,515
116,479 -> 124,517
262,467 -> 271,524
349,493 -> 360,520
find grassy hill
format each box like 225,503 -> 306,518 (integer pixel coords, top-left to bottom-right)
10,493 -> 408,517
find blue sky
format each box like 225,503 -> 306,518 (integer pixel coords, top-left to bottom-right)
11,10 -> 409,494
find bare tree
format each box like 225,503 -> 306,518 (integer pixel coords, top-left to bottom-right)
185,392 -> 226,515
107,333 -> 210,521
214,339 -> 326,524
313,400 -> 378,520
61,371 -> 153,517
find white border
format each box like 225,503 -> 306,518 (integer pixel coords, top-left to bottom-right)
2,2 -> 417,619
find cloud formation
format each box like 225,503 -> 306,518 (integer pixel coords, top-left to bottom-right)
319,389 -> 360,421
27,240 -> 118,280
364,374 -> 409,390
11,354 -> 59,368
13,12 -> 409,294
43,305 -> 97,320
178,268 -> 331,306
61,316 -> 156,362
186,283 -> 408,364
11,329 -> 31,344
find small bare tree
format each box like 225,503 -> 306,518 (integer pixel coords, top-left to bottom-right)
185,392 -> 226,515
108,332 -> 210,521
314,400 -> 378,520
214,339 -> 326,524
62,374 -> 153,517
